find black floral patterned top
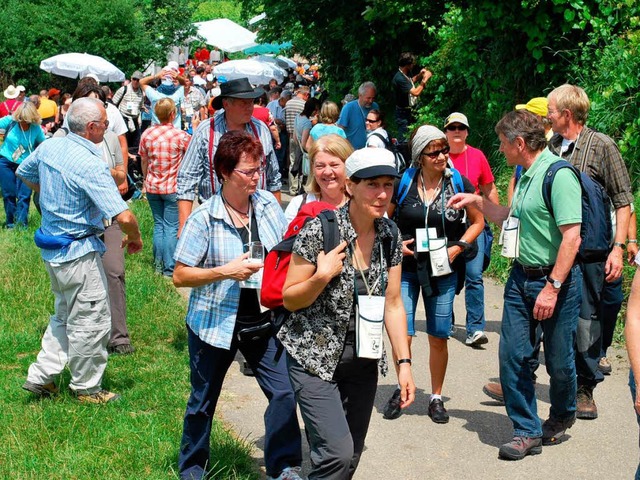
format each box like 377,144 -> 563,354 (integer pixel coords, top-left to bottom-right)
277,202 -> 403,381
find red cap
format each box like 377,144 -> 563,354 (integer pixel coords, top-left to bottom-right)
48,88 -> 61,98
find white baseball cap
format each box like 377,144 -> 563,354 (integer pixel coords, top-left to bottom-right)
345,148 -> 400,179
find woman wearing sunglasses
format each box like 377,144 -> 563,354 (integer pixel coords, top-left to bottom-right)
385,125 -> 484,423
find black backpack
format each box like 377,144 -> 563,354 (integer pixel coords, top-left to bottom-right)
369,132 -> 407,173
542,160 -> 612,264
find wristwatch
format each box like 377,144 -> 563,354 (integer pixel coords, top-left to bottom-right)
613,242 -> 626,249
547,276 -> 562,289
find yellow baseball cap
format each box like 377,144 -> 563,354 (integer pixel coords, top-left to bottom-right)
515,97 -> 548,117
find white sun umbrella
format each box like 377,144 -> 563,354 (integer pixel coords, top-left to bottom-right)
194,18 -> 258,53
276,55 -> 297,69
251,55 -> 289,75
214,59 -> 285,86
40,52 -> 126,82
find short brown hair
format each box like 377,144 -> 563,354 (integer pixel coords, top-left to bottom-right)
214,130 -> 264,182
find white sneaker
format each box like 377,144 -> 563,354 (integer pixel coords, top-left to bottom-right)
465,331 -> 488,347
267,466 -> 304,480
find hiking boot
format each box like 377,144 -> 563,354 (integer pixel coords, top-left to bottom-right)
108,344 -> 135,355
465,331 -> 489,347
427,398 -> 449,424
22,381 -> 59,398
383,388 -> 403,420
482,382 -> 504,404
267,466 -> 304,480
598,357 -> 612,375
542,415 -> 576,445
498,436 -> 542,460
576,385 -> 598,419
75,389 -> 121,404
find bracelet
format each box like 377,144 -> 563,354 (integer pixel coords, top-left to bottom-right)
629,240 -> 638,244
613,242 -> 626,250
396,358 -> 412,366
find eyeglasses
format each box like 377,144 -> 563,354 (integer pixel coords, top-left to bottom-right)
421,147 -> 450,159
365,118 -> 379,123
445,125 -> 467,131
234,166 -> 265,177
91,119 -> 109,128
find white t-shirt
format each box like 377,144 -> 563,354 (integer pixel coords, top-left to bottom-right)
284,192 -> 319,223
366,127 -> 389,148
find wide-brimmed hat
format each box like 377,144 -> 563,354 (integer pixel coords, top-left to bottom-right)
346,148 -> 400,179
212,78 -> 264,110
3,85 -> 23,99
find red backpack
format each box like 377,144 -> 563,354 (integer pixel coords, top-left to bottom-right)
260,201 -> 340,313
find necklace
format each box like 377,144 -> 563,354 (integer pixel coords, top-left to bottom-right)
222,193 -> 249,217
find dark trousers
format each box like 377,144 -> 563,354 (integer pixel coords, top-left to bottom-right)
287,344 -> 378,480
394,107 -> 415,144
600,275 -> 624,356
179,325 -> 302,480
124,117 -> 141,151
576,262 -> 606,388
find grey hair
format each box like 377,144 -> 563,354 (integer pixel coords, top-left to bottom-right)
67,97 -> 104,134
358,81 -> 376,96
495,110 -> 547,152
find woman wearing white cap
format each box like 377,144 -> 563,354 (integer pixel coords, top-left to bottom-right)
385,125 -> 484,423
279,147 -> 415,478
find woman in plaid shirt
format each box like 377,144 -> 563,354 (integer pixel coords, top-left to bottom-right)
139,98 -> 190,276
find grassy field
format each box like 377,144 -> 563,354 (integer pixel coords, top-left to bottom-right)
0,199 -> 259,480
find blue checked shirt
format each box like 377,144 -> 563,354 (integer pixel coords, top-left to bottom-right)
17,133 -> 129,263
174,189 -> 287,349
176,111 -> 282,202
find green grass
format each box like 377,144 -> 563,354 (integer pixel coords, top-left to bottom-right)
0,200 -> 260,480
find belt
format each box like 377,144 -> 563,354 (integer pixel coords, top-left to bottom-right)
516,262 -> 553,278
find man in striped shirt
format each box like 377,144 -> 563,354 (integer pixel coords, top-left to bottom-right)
17,98 -> 143,404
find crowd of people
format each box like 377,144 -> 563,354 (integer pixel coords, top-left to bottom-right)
2,47 -> 639,480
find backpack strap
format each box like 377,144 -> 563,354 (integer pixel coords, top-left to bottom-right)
370,132 -> 390,149
396,167 -> 417,207
449,167 -> 464,194
317,209 -> 340,252
541,160 -> 579,217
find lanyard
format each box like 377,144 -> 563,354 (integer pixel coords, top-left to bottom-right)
420,172 -> 447,233
19,126 -> 33,154
350,240 -> 384,297
510,165 -> 537,219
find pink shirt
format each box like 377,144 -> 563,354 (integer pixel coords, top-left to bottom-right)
139,124 -> 191,194
449,145 -> 494,193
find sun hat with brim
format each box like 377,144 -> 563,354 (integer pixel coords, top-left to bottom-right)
3,85 -> 21,99
515,97 -> 548,117
346,148 -> 400,179
212,78 -> 264,110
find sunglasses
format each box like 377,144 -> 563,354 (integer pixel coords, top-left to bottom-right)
446,125 -> 468,131
365,118 -> 379,123
421,147 -> 450,159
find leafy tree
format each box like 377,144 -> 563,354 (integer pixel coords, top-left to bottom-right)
192,1 -> 243,24
0,0 -> 195,93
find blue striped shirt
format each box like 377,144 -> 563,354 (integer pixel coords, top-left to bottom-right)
16,133 -> 129,263
176,111 -> 282,202
174,189 -> 286,349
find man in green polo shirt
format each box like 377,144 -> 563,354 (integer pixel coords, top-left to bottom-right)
448,110 -> 582,460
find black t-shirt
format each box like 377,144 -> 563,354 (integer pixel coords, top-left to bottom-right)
392,70 -> 413,109
236,213 -> 262,318
392,170 -> 475,272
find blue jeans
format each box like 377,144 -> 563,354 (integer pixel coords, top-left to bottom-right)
0,156 -> 31,227
179,326 -> 302,480
464,226 -> 488,336
147,193 -> 178,275
600,276 -> 623,357
630,369 -> 640,480
500,264 -> 581,438
401,270 -> 457,338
